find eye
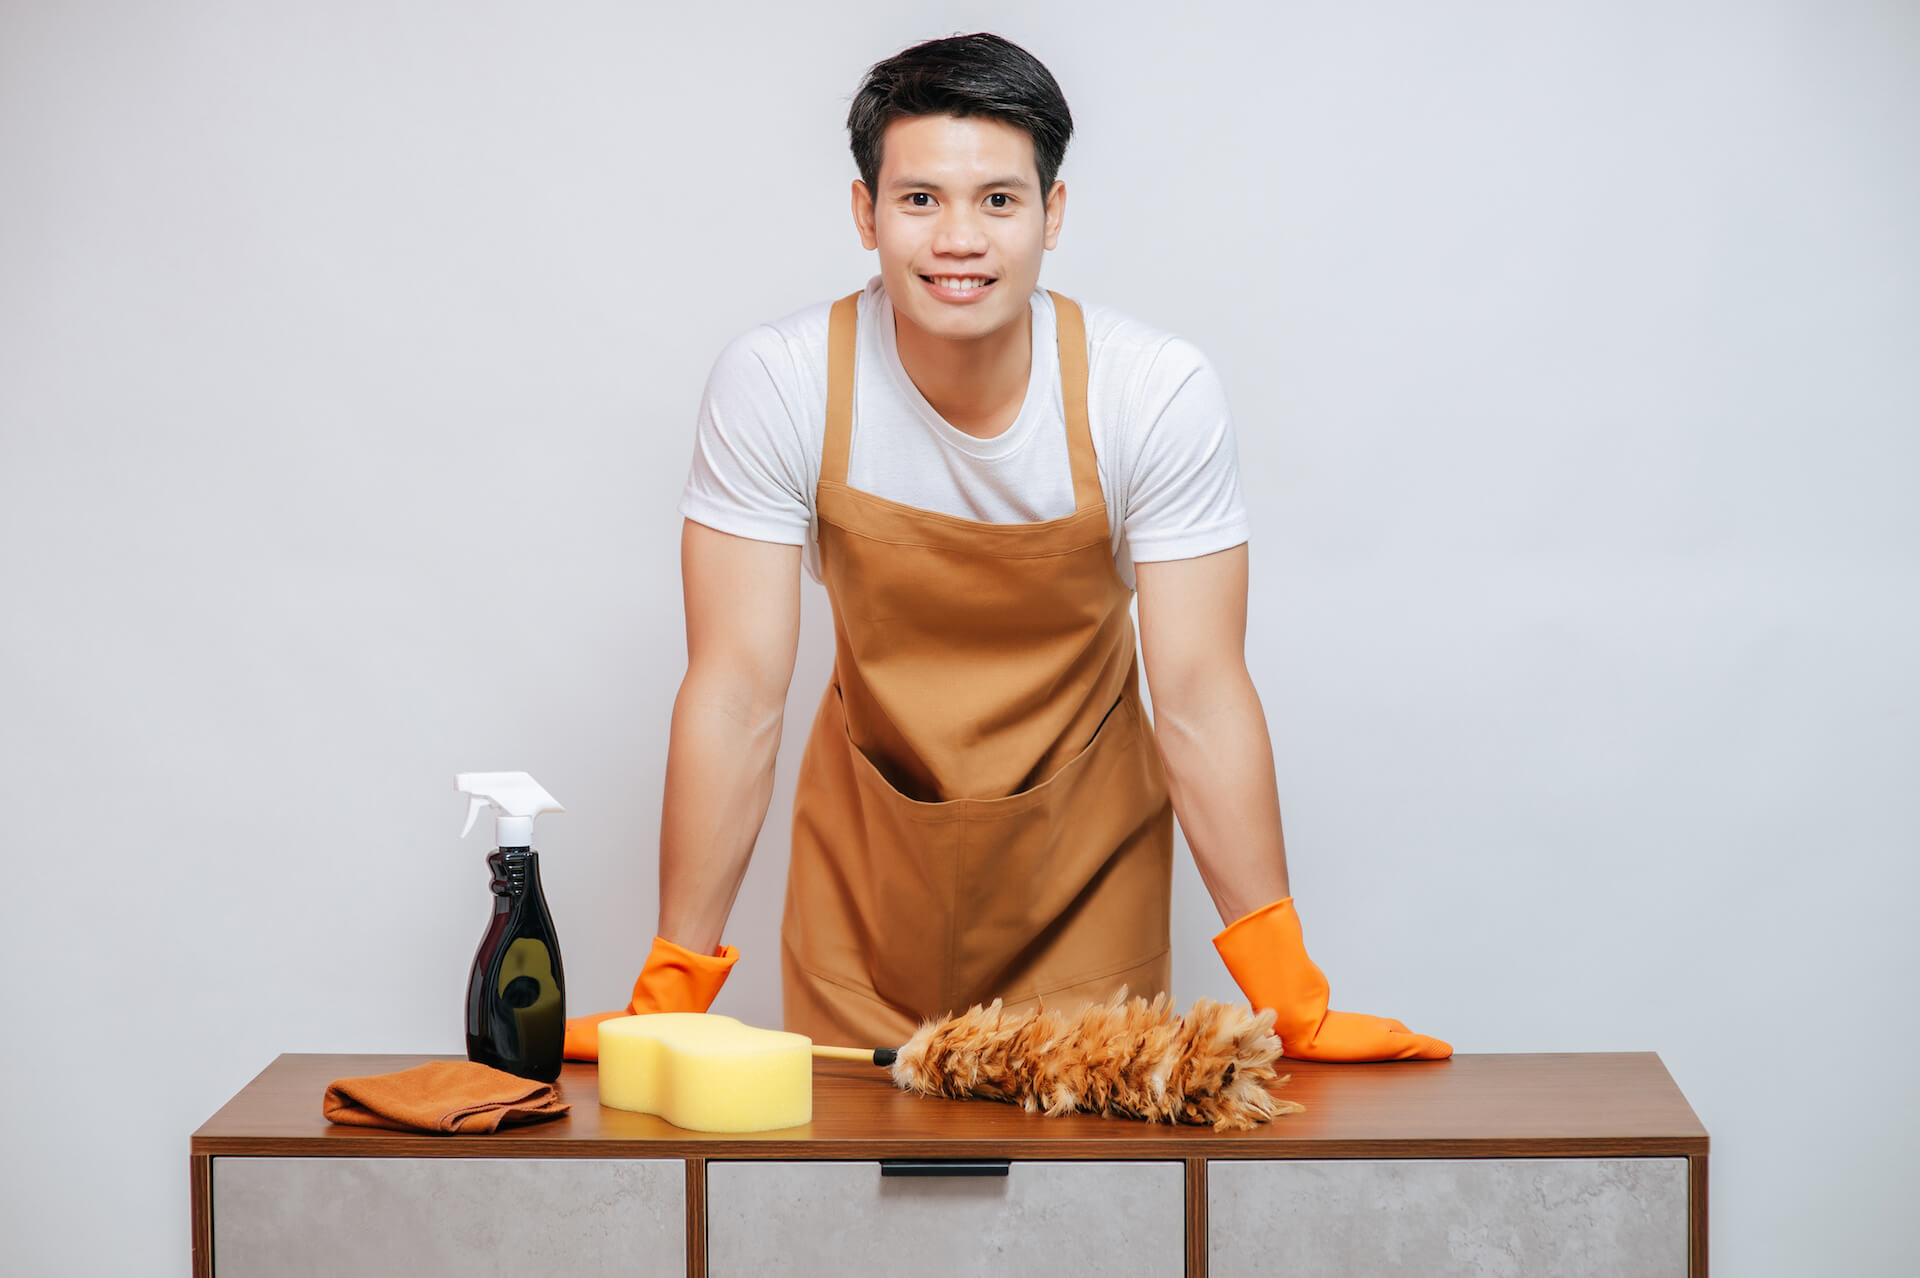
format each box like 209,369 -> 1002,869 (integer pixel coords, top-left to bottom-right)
907,192 -> 933,207
987,193 -> 1011,209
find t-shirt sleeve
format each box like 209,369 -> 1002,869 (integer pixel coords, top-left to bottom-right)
677,325 -> 813,545
1121,336 -> 1251,562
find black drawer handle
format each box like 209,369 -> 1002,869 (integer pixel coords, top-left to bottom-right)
879,1160 -> 1011,1178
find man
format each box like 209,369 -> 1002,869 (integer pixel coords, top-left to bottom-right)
564,33 -> 1448,1063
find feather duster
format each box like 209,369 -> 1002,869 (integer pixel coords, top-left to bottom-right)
876,988 -> 1305,1131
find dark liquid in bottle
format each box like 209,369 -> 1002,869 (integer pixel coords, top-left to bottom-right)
466,847 -> 566,1082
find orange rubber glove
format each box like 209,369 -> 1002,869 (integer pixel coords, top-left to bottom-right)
1213,896 -> 1451,1062
561,934 -> 740,1062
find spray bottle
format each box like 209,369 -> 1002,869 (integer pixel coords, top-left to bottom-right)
456,771 -> 567,1082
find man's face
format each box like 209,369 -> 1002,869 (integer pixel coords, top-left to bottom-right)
853,113 -> 1065,344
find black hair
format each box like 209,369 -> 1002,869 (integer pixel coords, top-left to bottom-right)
847,33 -> 1073,203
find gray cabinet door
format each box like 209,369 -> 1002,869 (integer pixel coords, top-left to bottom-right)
1209,1157 -> 1688,1277
706,1160 -> 1184,1278
213,1156 -> 686,1277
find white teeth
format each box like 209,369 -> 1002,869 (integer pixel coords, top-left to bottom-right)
927,275 -> 990,290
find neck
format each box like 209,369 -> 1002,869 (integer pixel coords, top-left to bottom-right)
891,303 -> 1031,439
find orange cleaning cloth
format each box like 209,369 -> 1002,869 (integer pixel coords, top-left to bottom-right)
322,1060 -> 571,1134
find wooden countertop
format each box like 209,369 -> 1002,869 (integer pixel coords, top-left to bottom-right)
193,1051 -> 1707,1160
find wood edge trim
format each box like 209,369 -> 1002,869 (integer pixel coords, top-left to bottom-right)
686,1156 -> 707,1278
1185,1156 -> 1208,1278
1689,1153 -> 1708,1278
186,1135 -> 1710,1159
190,1154 -> 213,1278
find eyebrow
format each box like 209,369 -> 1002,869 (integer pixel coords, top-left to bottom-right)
886,174 -> 1033,192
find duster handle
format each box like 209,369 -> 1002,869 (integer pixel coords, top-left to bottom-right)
810,1044 -> 899,1066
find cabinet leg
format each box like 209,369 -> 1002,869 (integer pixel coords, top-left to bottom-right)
1185,1157 -> 1208,1278
687,1157 -> 707,1278
1689,1154 -> 1709,1277
190,1155 -> 213,1278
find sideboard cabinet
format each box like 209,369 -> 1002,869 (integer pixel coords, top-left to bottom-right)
193,1050 -> 1707,1276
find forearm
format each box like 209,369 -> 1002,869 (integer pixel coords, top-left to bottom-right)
654,673 -> 784,954
1151,664 -> 1292,925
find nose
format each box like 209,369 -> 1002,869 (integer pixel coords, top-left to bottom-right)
930,204 -> 989,257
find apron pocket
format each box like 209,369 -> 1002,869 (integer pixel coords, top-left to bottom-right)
826,679 -> 1170,1014
835,677 -> 1137,822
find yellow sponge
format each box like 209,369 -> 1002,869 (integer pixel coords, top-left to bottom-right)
597,1013 -> 812,1132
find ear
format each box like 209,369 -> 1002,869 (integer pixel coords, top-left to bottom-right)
1042,180 -> 1066,251
852,179 -> 878,251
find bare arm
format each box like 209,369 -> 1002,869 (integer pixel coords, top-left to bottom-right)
654,519 -> 802,953
1134,544 -> 1292,925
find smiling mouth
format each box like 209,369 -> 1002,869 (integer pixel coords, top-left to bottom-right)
921,274 -> 996,293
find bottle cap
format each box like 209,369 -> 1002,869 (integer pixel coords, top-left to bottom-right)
455,772 -> 564,849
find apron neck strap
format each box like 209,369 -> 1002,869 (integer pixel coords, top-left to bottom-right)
1049,291 -> 1102,512
822,290 -> 861,486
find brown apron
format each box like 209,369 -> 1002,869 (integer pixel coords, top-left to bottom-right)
779,288 -> 1175,1046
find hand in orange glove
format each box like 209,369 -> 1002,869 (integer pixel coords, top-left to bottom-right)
562,934 -> 740,1061
1213,896 -> 1450,1062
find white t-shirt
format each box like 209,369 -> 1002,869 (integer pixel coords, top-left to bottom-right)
677,275 -> 1249,590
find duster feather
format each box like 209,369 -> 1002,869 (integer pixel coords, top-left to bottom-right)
886,988 -> 1305,1131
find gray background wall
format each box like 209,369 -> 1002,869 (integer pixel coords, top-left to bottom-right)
3,1 -> 1915,1273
